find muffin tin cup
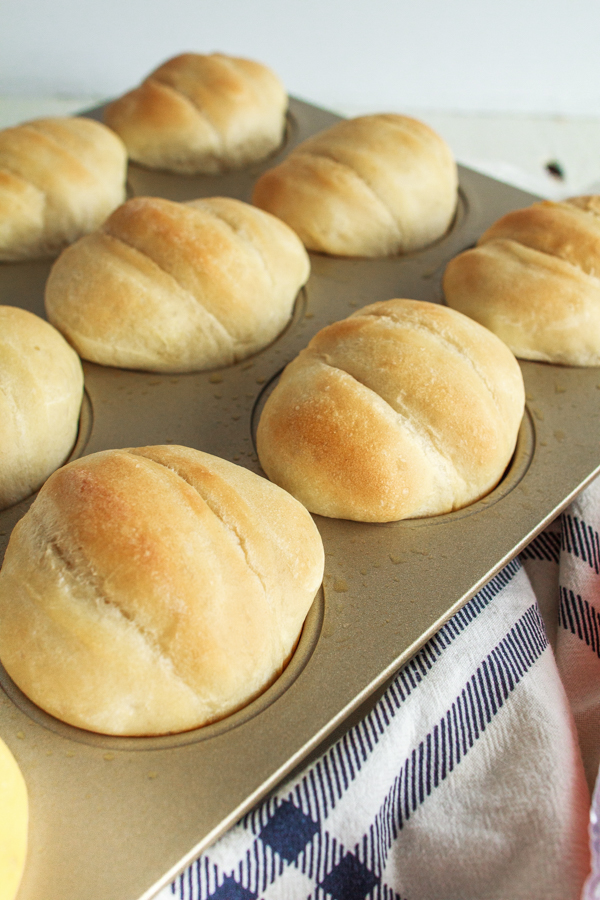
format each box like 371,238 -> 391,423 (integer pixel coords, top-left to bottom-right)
1,98 -> 599,900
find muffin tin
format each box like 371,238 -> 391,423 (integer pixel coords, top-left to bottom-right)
1,98 -> 600,900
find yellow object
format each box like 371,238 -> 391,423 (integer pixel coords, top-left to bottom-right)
0,738 -> 27,900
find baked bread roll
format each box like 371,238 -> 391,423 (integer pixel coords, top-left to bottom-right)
104,52 -> 287,174
257,298 -> 524,522
0,446 -> 324,736
0,117 -> 127,261
0,306 -> 84,510
252,113 -> 458,257
0,738 -> 28,900
443,196 -> 600,366
45,195 -> 310,373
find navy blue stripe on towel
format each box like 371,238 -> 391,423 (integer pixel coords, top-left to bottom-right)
520,528 -> 561,564
362,605 -> 548,880
562,514 -> 600,574
559,586 -> 600,657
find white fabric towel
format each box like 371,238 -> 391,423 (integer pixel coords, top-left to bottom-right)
158,478 -> 600,900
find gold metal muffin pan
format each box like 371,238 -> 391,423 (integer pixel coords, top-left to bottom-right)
1,98 -> 599,900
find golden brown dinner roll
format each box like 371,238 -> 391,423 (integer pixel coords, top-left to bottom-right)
0,738 -> 28,900
252,113 -> 458,257
0,446 -> 324,736
104,52 -> 287,174
0,306 -> 84,510
0,117 -> 127,261
443,196 -> 600,366
257,298 -> 524,522
45,195 -> 310,372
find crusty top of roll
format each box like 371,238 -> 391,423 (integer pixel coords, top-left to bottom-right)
443,196 -> 600,366
0,446 -> 324,736
0,117 -> 127,261
257,299 -> 524,522
45,195 -> 310,373
0,305 -> 84,511
0,737 -> 28,900
104,52 -> 288,174
252,113 -> 458,257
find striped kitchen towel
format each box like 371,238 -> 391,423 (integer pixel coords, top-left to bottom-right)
159,478 -> 600,900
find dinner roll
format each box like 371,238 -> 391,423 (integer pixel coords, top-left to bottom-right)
104,52 -> 287,174
0,446 -> 324,736
0,306 -> 84,510
252,113 -> 458,257
45,195 -> 310,372
257,299 -> 524,522
0,117 -> 127,261
0,738 -> 28,900
443,196 -> 600,366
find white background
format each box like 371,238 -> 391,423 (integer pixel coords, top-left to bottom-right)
0,0 -> 599,116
